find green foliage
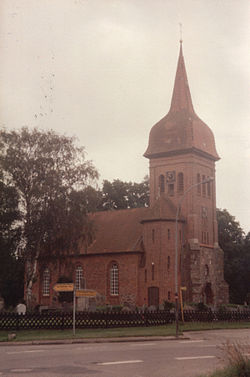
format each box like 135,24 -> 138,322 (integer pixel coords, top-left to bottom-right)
163,300 -> 174,311
110,305 -> 123,312
81,177 -> 149,212
0,177 -> 23,307
217,209 -> 250,304
200,342 -> 250,377
196,302 -> 209,311
101,177 -> 149,210
0,127 -> 98,307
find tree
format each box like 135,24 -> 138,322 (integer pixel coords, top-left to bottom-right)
217,208 -> 244,248
0,178 -> 24,307
217,208 -> 250,304
101,177 -> 149,210
0,128 -> 98,308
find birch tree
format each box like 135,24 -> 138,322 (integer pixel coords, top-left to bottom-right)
0,128 -> 98,308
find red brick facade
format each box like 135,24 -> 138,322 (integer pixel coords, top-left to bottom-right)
32,43 -> 228,310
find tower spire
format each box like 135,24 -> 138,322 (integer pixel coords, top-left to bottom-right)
179,23 -> 183,44
170,41 -> 194,114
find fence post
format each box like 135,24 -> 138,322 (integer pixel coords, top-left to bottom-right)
16,313 -> 20,331
61,312 -> 64,330
105,312 -> 108,329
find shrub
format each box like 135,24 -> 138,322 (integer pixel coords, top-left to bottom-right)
196,302 -> 209,311
200,342 -> 250,377
163,300 -> 174,311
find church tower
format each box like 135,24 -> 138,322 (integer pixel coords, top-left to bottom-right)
144,42 -> 228,306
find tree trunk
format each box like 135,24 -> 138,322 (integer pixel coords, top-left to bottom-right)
26,248 -> 40,310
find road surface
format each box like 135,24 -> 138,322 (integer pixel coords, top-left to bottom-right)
0,329 -> 249,377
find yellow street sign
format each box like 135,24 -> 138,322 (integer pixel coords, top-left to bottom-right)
53,283 -> 74,292
76,289 -> 97,298
181,286 -> 187,291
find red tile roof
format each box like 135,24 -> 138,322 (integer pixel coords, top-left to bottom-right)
86,197 -> 182,254
87,207 -> 149,254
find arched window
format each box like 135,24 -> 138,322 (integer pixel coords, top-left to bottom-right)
205,264 -> 209,277
167,183 -> 174,196
159,175 -> 165,193
202,175 -> 206,196
42,268 -> 50,296
197,173 -> 201,195
110,263 -> 119,296
75,266 -> 84,290
207,179 -> 211,197
177,172 -> 184,194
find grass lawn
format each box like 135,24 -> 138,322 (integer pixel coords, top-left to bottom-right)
0,321 -> 250,343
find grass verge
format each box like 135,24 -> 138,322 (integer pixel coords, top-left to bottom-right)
0,322 -> 250,343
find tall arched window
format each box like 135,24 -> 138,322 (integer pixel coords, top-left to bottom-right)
207,179 -> 211,197
159,175 -> 165,193
42,268 -> 50,296
75,266 -> 84,290
197,173 -> 201,195
202,175 -> 206,196
177,172 -> 184,194
110,263 -> 119,296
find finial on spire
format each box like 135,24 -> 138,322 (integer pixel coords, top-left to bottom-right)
179,23 -> 183,44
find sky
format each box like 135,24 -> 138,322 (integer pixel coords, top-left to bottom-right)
0,0 -> 249,233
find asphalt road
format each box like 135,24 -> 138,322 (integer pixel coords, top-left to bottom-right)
0,329 -> 249,377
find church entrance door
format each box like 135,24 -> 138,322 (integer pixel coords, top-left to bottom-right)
204,283 -> 214,305
148,286 -> 159,307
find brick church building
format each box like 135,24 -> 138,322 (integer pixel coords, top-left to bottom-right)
32,42 -> 229,310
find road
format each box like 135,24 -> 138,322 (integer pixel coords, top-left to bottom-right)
0,329 -> 249,377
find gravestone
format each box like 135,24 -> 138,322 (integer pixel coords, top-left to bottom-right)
16,303 -> 26,315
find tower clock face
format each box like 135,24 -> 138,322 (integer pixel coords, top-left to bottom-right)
166,171 -> 176,183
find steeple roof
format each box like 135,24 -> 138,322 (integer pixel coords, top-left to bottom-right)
144,42 -> 219,161
170,42 -> 194,114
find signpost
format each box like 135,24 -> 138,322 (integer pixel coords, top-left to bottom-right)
75,289 -> 97,298
53,283 -> 75,335
53,283 -> 74,292
53,284 -> 98,336
180,286 -> 187,322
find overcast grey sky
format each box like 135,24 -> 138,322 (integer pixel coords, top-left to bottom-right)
0,0 -> 249,233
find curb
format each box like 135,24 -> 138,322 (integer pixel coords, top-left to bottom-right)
0,335 -> 189,347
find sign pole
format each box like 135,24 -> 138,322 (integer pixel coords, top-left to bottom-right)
73,287 -> 76,336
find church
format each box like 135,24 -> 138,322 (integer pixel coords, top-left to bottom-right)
32,42 -> 229,310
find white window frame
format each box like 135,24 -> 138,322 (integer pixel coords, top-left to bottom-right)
110,263 -> 119,296
42,268 -> 50,296
75,266 -> 84,290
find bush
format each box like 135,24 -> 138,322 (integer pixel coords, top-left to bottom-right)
196,302 -> 209,311
111,305 -> 123,312
163,300 -> 174,311
200,342 -> 250,377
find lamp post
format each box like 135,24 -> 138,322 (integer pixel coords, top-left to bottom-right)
174,177 -> 214,338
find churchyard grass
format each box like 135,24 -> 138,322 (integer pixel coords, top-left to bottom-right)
1,322 -> 250,342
